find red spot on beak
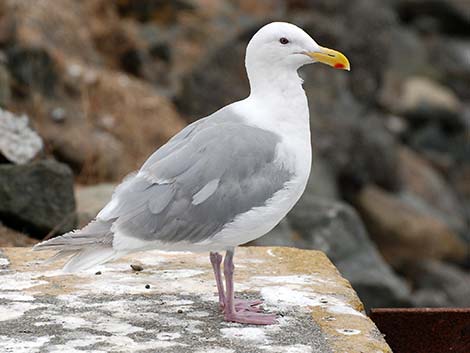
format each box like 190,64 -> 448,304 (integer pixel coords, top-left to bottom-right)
334,63 -> 345,69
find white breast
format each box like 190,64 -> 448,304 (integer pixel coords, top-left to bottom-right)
201,92 -> 312,250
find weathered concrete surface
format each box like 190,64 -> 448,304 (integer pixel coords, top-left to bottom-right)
0,247 -> 391,353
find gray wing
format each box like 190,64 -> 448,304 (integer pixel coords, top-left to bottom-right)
98,108 -> 293,244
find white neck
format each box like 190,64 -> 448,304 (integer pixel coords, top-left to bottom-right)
242,64 -> 310,134
247,62 -> 305,101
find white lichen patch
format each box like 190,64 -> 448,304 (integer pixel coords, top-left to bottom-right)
48,334 -> 187,352
60,316 -> 91,330
0,272 -> 48,290
0,257 -> 10,267
0,335 -> 50,353
0,292 -> 35,301
0,301 -> 47,322
187,310 -> 210,318
154,269 -> 205,279
260,344 -> 313,353
328,304 -> 365,317
195,349 -> 235,353
261,286 -> 364,319
261,286 -> 320,308
336,328 -> 361,336
105,335 -> 188,351
252,275 -> 325,285
220,327 -> 268,343
0,108 -> 43,164
157,332 -> 181,340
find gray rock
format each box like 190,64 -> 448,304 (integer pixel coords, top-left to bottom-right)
300,156 -> 339,202
410,288 -> 449,307
6,46 -> 57,96
259,198 -> 412,310
316,112 -> 401,196
431,37 -> 470,100
392,76 -> 462,126
396,0 -> 470,36
0,63 -> 10,107
75,183 -> 116,226
0,160 -> 76,237
0,108 -> 43,164
409,121 -> 470,168
290,198 -> 411,309
398,147 -> 468,237
175,26 -> 252,120
405,260 -> 470,307
249,219 -> 296,248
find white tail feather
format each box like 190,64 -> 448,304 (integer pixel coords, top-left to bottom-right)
62,248 -> 124,273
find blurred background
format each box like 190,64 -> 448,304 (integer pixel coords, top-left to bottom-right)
0,0 -> 469,311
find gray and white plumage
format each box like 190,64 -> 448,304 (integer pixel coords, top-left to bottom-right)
34,22 -> 350,275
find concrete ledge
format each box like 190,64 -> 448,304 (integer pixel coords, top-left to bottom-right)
0,247 -> 391,353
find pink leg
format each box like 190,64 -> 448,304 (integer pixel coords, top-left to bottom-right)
210,252 -> 262,313
223,249 -> 277,325
210,252 -> 225,309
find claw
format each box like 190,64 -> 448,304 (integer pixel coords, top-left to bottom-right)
224,311 -> 277,325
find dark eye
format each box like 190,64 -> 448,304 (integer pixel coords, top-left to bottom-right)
279,37 -> 289,45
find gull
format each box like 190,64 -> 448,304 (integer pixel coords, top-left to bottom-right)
34,22 -> 350,325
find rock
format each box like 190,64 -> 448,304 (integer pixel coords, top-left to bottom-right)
383,26 -> 430,78
252,198 -> 411,309
0,63 -> 10,106
315,112 -> 401,197
248,219 -> 297,248
450,164 -> 470,242
1,0 -> 186,182
0,160 -> 76,238
0,223 -> 38,247
405,260 -> 470,307
377,26 -> 433,118
6,46 -> 57,96
357,185 -> 467,266
409,288 -> 450,307
297,53 -> 402,195
398,146 -> 467,236
408,121 -> 469,172
306,157 -> 340,200
382,76 -> 462,126
77,69 -> 186,179
396,0 -> 470,36
176,27 -> 252,120
49,129 -> 126,182
116,0 -> 195,23
75,183 -> 116,226
0,2 -> 15,46
402,77 -> 462,121
289,198 -> 411,309
0,108 -> 43,164
0,246 -> 393,353
431,37 -> 470,100
35,66 -> 185,182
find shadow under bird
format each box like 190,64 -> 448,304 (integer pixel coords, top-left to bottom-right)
34,21 -> 350,325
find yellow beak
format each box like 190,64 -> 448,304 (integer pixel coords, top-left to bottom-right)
306,46 -> 350,71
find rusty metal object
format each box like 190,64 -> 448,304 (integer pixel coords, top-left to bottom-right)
370,308 -> 470,353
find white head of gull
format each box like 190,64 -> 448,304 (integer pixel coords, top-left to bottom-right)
34,22 -> 350,325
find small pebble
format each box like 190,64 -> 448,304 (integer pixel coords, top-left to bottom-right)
145,284 -> 150,289
131,264 -> 144,271
95,271 -> 102,275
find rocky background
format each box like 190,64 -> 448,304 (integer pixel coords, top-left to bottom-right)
0,0 -> 469,311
